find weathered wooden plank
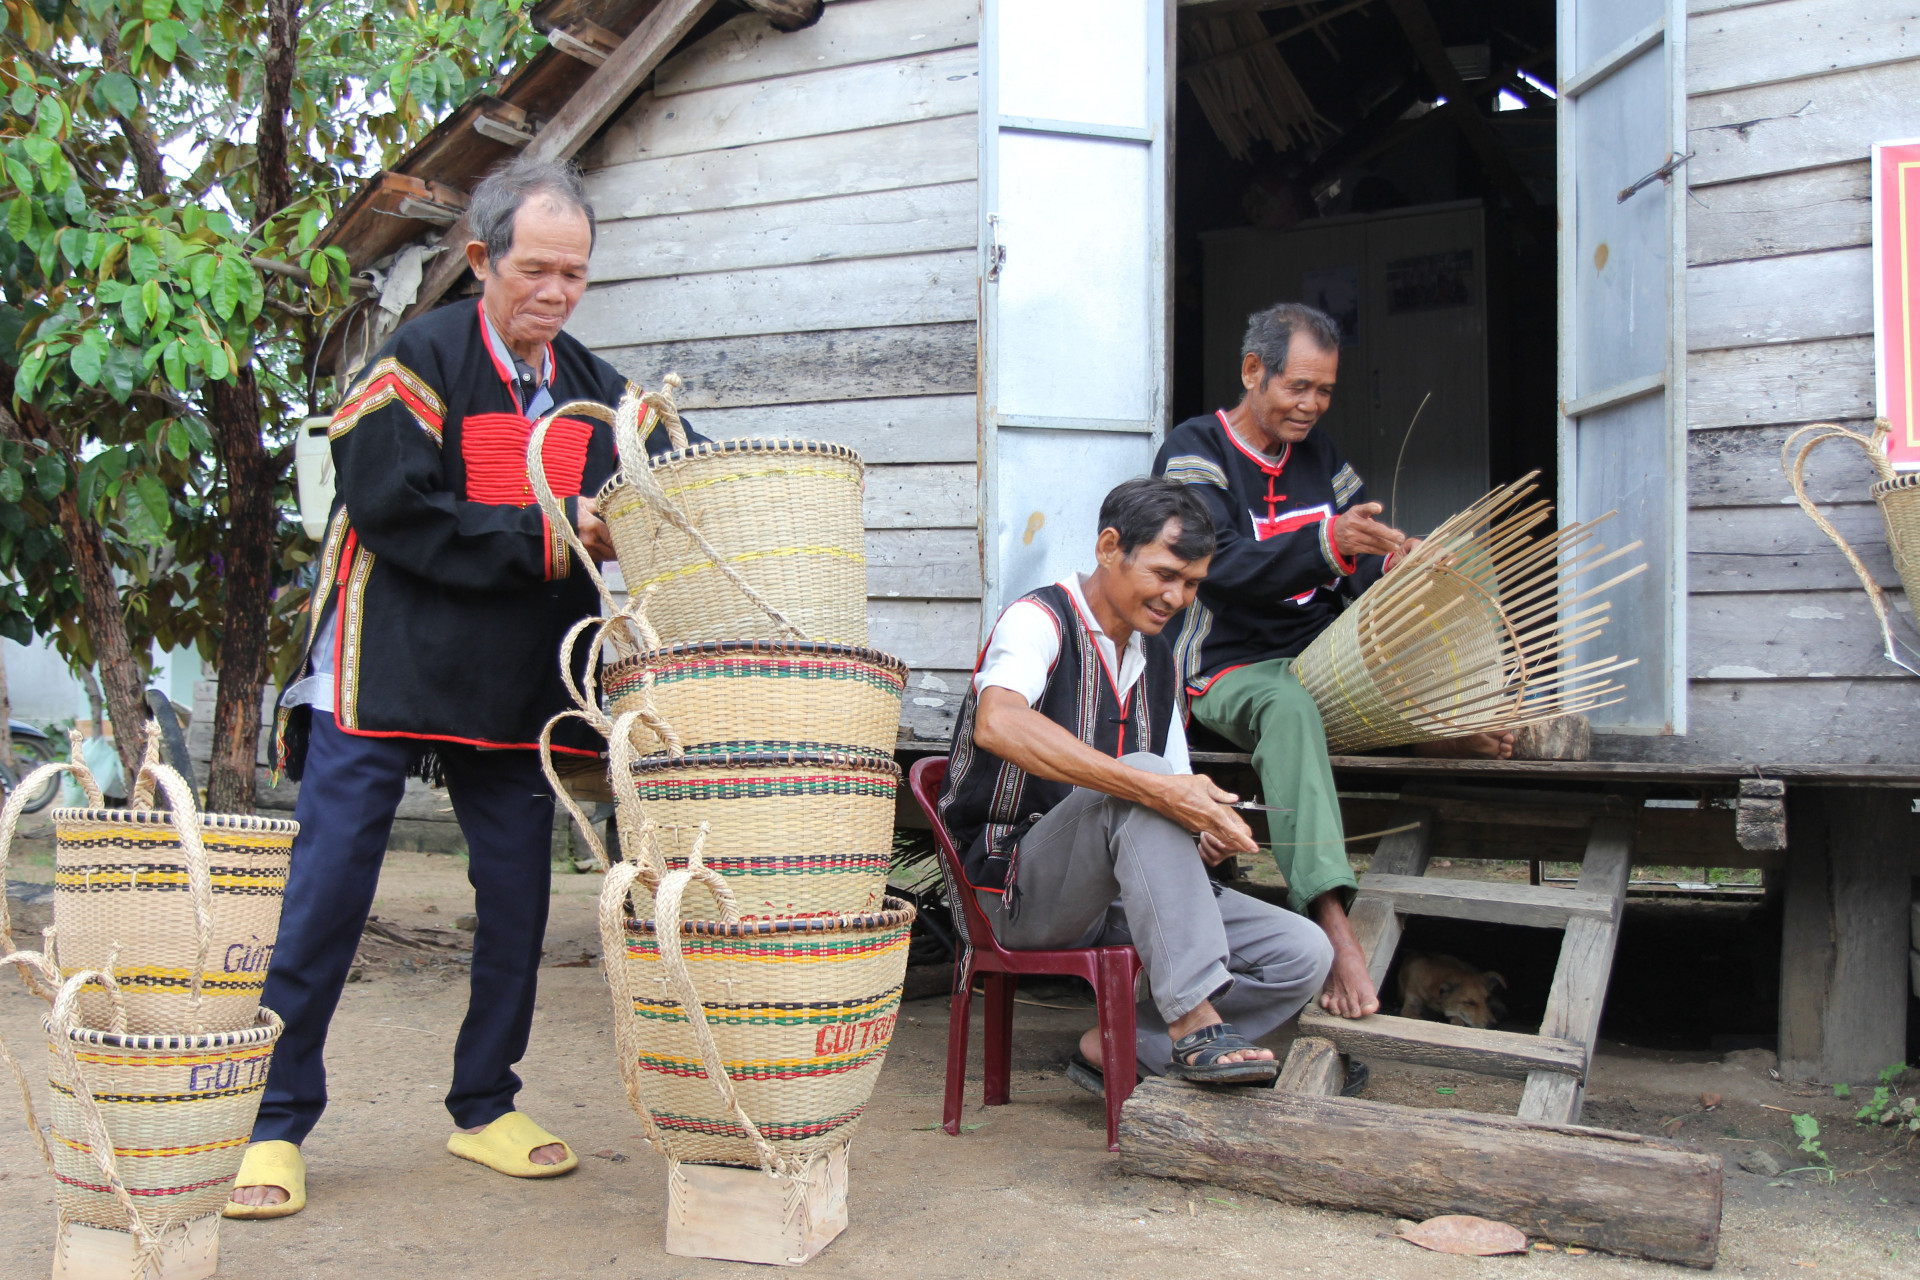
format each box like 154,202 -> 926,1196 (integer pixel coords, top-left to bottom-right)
868,597 -> 978,670
571,249 -> 976,346
1520,817 -> 1635,1123
1686,245 -> 1871,352
595,323 -> 976,410
655,0 -> 977,97
1686,335 -> 1876,431
1117,1081 -> 1724,1268
594,47 -> 979,165
688,394 -> 976,463
1298,1008 -> 1588,1080
1688,0 -> 1920,96
1689,502 -> 1903,592
1688,59 -> 1920,187
897,666 -> 971,742
1691,423 -> 1885,509
1686,161 -> 1870,266
589,181 -> 977,284
1357,872 -> 1617,929
582,115 -> 978,220
1274,1036 -> 1344,1097
864,462 -> 975,529
1690,588 -> 1909,679
1348,808 -> 1433,991
1597,678 -> 1920,766
866,528 -> 979,598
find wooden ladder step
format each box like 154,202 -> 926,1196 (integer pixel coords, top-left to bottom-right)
1358,872 -> 1618,929
1299,1008 -> 1587,1080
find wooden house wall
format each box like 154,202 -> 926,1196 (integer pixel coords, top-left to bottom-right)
571,0 -> 983,743
1622,0 -> 1920,762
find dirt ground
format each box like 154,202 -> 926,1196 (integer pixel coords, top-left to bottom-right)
1,835 -> 1916,1280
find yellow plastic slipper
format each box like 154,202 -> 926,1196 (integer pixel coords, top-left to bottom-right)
222,1140 -> 306,1219
446,1112 -> 578,1178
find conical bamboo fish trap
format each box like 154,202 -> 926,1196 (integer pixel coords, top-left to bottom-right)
1293,472 -> 1647,753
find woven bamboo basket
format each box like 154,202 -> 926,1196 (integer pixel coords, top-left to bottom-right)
1292,473 -> 1646,752
626,751 -> 898,918
0,961 -> 280,1278
597,852 -> 913,1174
1783,420 -> 1920,675
25,728 -> 294,1034
602,640 -> 907,763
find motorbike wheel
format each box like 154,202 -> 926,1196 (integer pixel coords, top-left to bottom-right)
8,736 -> 59,814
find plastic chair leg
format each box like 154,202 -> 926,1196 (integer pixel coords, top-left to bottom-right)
943,966 -> 974,1137
982,972 -> 1016,1106
1096,951 -> 1140,1153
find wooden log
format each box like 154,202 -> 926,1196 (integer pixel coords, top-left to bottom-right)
1274,1036 -> 1343,1096
1358,872 -> 1617,930
1298,1008 -> 1586,1080
1511,714 -> 1591,761
1117,1079 -> 1723,1268
1736,777 -> 1788,852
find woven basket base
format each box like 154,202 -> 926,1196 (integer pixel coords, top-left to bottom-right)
664,1146 -> 848,1266
53,1216 -> 219,1280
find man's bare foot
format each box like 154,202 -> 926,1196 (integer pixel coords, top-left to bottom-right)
459,1123 -> 567,1165
1318,941 -> 1381,1019
1411,730 -> 1515,760
228,1183 -> 288,1208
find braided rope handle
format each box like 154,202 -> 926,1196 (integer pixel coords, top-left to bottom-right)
608,381 -> 810,641
597,858 -> 668,1152
0,949 -> 67,1173
45,968 -> 155,1253
123,725 -> 215,1032
0,731 -> 102,995
1781,421 -> 1920,677
526,398 -> 629,637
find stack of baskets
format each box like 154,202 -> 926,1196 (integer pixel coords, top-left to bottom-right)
0,725 -> 292,1279
529,381 -> 913,1265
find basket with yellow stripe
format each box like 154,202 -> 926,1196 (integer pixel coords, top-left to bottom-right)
0,962 -> 281,1278
602,640 -> 907,764
597,844 -> 913,1175
627,751 -> 898,918
18,726 -> 295,1034
594,379 -> 867,648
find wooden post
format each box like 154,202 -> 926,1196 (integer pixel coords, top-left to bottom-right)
1118,1079 -> 1722,1268
1348,804 -> 1433,991
1778,786 -> 1913,1082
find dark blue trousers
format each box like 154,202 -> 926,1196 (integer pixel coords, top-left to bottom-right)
251,711 -> 557,1143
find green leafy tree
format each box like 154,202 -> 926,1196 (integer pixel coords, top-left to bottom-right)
0,0 -> 543,807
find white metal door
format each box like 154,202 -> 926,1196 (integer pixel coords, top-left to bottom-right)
978,0 -> 1173,629
1557,0 -> 1687,733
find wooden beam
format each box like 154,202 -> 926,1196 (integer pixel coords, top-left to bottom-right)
1518,816 -> 1635,1123
1346,805 -> 1431,990
738,0 -> 822,32
399,0 -> 720,325
1194,752 -> 1920,786
548,18 -> 621,65
1358,872 -> 1617,929
1298,1008 -> 1587,1079
1383,0 -> 1541,220
472,97 -> 535,149
1118,1080 -> 1723,1268
1180,0 -> 1376,80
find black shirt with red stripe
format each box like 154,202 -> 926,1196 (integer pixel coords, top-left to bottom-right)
1153,411 -> 1386,694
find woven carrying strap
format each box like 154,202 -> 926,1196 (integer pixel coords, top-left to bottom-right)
525,397 -> 627,633
0,729 -> 102,971
1781,420 -> 1920,676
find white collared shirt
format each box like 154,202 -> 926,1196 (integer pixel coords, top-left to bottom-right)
480,308 -> 555,420
973,573 -> 1190,772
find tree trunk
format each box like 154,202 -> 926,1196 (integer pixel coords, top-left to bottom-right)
0,642 -> 11,766
55,489 -> 147,786
202,373 -> 275,814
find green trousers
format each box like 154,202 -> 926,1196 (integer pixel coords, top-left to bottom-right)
1191,658 -> 1356,914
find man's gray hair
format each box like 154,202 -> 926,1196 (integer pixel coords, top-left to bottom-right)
1241,301 -> 1340,381
467,154 -> 597,264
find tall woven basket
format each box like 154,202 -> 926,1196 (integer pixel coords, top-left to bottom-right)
1291,473 -> 1646,752
0,962 -> 281,1280
1783,420 -> 1920,675
20,727 -> 295,1034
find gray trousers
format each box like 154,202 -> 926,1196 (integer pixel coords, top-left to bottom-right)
978,753 -> 1335,1074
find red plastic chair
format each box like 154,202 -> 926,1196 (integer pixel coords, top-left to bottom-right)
908,756 -> 1143,1152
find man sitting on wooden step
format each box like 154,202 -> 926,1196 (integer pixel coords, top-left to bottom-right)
937,477 -> 1335,1089
1152,301 -> 1512,1025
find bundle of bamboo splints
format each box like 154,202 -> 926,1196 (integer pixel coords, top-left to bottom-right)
1293,471 -> 1649,753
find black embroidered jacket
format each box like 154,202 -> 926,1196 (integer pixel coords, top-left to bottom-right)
272,299 -> 694,778
937,584 -> 1180,896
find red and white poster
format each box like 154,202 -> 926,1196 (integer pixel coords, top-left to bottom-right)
1873,139 -> 1920,470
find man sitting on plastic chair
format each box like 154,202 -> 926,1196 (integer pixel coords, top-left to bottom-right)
936,478 -> 1334,1092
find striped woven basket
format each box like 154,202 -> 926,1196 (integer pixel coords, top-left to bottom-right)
0,963 -> 280,1269
603,640 -> 907,763
626,751 -> 898,918
1784,420 -> 1920,675
598,851 -> 913,1173
41,728 -> 293,1034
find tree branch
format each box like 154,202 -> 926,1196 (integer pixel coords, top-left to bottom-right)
97,24 -> 168,200
255,0 -> 302,222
